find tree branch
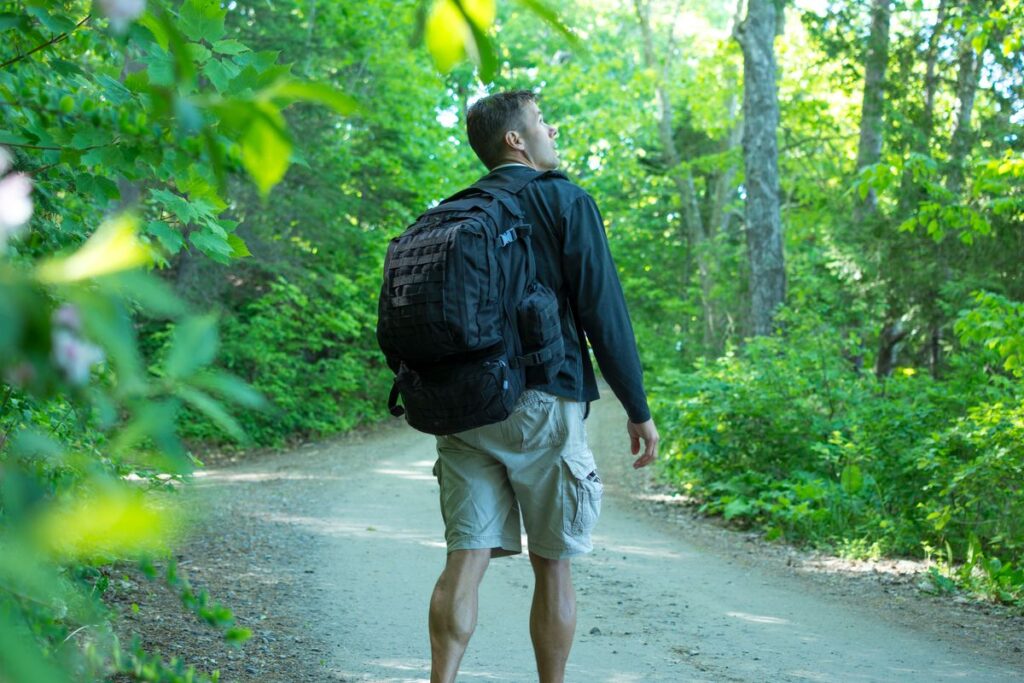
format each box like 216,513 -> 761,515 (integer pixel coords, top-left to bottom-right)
1,138 -> 119,152
732,0 -> 747,44
0,15 -> 91,70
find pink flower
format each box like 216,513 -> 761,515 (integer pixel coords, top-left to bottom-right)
52,329 -> 105,386
97,0 -> 147,32
53,303 -> 83,333
0,172 -> 33,248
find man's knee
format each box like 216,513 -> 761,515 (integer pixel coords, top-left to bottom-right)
438,549 -> 491,588
529,552 -> 572,582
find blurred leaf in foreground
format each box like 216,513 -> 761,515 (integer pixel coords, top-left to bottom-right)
32,487 -> 182,562
37,214 -> 153,284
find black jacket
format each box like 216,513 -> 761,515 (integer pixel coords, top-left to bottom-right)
476,164 -> 651,424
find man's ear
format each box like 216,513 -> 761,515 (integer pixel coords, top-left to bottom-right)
504,129 -> 523,151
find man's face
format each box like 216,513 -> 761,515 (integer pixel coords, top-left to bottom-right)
515,101 -> 559,171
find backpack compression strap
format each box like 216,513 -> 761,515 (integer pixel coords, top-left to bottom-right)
388,382 -> 405,417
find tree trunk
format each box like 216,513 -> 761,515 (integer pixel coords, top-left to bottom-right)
875,316 -> 908,379
946,21 -> 984,195
897,0 -> 947,215
928,5 -> 987,373
708,94 -> 743,238
634,0 -> 717,351
307,0 -> 317,43
735,0 -> 785,337
853,0 -> 892,222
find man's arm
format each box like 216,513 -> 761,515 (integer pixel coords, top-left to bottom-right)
560,193 -> 659,467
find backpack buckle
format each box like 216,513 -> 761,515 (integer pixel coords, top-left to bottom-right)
498,228 -> 518,247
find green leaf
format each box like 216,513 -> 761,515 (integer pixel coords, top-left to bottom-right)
0,13 -> 30,31
77,175 -> 121,202
95,75 -> 133,105
179,0 -> 227,43
227,234 -> 251,258
70,128 -> 108,150
456,3 -> 498,82
225,626 -> 253,644
26,6 -> 75,33
154,6 -> 197,86
241,103 -> 291,197
145,220 -> 185,254
151,189 -> 196,223
1003,34 -> 1019,57
203,58 -> 238,92
137,12 -> 170,49
212,39 -> 249,55
111,400 -> 186,463
0,610 -> 67,683
142,43 -> 176,86
75,293 -> 145,394
190,230 -> 233,263
513,0 -> 582,49
166,315 -> 219,379
269,80 -> 358,115
177,386 -> 245,441
840,464 -> 863,495
187,42 -> 213,63
192,371 -> 265,409
103,271 -> 189,319
8,429 -> 64,463
723,498 -> 752,520
0,132 -> 31,145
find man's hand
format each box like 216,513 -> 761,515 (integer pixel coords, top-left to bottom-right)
627,419 -> 660,469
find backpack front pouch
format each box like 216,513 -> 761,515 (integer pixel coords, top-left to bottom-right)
396,355 -> 524,436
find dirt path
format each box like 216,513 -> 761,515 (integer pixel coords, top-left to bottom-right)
112,392 -> 1024,682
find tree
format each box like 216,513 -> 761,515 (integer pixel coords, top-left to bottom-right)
633,0 -> 717,350
734,0 -> 786,336
853,0 -> 892,222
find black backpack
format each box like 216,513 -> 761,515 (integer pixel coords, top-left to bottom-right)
376,171 -> 563,435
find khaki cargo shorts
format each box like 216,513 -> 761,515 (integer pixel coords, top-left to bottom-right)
433,390 -> 603,560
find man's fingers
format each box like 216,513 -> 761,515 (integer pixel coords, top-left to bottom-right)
627,419 -> 658,463
632,451 -> 654,469
632,436 -> 659,469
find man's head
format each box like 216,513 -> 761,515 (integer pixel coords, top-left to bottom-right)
466,90 -> 559,171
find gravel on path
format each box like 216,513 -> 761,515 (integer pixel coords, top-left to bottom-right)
108,390 -> 1024,682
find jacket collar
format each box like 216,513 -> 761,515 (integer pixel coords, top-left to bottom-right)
478,164 -> 568,185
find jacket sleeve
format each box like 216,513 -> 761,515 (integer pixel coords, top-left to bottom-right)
560,193 -> 651,423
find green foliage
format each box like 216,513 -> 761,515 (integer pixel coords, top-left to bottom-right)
3,1 -> 1023,678
185,272 -> 390,444
956,291 -> 1024,378
653,301 -> 1024,602
0,0 -> 359,677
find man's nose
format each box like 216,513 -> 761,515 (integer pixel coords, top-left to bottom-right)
549,125 -> 558,138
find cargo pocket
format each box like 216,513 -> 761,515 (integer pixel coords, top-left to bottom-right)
562,449 -> 603,536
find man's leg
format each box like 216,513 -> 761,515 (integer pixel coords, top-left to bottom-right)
429,548 -> 491,683
528,551 -> 576,683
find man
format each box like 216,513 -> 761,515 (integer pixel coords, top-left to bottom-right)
428,90 -> 659,683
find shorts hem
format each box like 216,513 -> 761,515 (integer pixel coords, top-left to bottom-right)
525,539 -> 593,560
447,534 -> 522,557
